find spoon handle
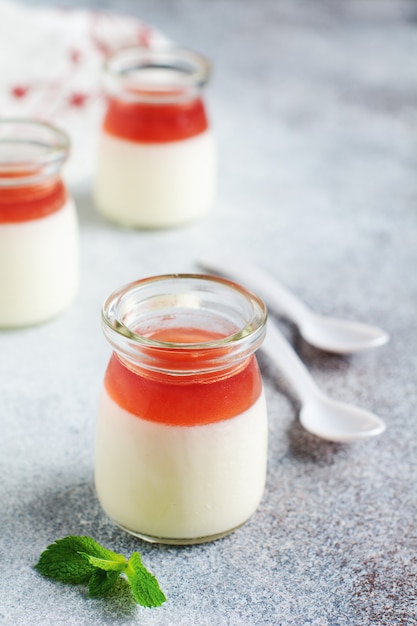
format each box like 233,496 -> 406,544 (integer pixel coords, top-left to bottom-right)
200,256 -> 309,324
261,319 -> 319,404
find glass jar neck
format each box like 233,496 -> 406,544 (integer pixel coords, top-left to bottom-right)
0,120 -> 69,222
103,46 -> 211,104
102,274 -> 267,381
0,119 -> 69,188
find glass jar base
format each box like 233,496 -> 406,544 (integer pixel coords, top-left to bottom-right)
110,518 -> 247,545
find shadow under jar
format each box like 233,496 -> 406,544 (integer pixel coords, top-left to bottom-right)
93,46 -> 216,229
0,119 -> 78,328
95,274 -> 268,544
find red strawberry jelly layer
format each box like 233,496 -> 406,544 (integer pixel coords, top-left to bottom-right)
103,96 -> 209,144
104,327 -> 263,426
0,174 -> 67,223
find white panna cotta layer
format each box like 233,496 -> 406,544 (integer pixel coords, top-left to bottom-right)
0,199 -> 78,327
95,387 -> 268,541
94,129 -> 216,228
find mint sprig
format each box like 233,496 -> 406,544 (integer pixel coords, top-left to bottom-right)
34,536 -> 166,608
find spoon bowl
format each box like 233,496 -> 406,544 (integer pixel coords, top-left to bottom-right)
200,257 -> 389,354
302,313 -> 389,354
300,393 -> 386,442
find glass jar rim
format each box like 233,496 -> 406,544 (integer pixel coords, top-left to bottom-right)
103,46 -> 211,103
102,274 -> 267,376
0,119 -> 69,187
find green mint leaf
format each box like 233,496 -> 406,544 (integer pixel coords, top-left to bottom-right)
88,568 -> 121,598
71,536 -> 127,563
35,536 -> 99,584
35,536 -> 167,609
125,552 -> 167,608
34,536 -> 125,584
80,552 -> 127,572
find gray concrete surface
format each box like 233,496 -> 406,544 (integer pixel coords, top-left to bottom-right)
1,1 -> 416,624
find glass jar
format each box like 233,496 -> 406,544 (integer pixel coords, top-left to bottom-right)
0,119 -> 78,328
95,274 -> 268,544
93,46 -> 216,229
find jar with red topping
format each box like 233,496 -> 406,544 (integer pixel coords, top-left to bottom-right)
93,46 -> 216,229
95,274 -> 268,544
0,120 -> 78,328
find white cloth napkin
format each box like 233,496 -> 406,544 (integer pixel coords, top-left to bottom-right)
0,1 -> 168,188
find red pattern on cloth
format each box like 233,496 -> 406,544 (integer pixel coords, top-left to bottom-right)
0,1 -> 168,186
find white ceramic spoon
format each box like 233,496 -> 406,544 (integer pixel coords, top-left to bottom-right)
262,319 -> 386,442
200,257 -> 389,354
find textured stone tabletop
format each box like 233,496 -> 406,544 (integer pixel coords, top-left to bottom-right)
1,1 -> 416,624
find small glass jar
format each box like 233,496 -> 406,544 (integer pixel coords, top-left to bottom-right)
95,274 -> 268,544
93,46 -> 216,229
0,119 -> 78,328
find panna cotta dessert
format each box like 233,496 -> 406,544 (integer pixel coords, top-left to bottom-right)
0,120 -> 78,328
95,275 -> 268,544
94,47 -> 216,229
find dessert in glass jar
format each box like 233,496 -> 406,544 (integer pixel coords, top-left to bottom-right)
95,274 -> 268,544
94,46 -> 216,228
0,119 -> 78,327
